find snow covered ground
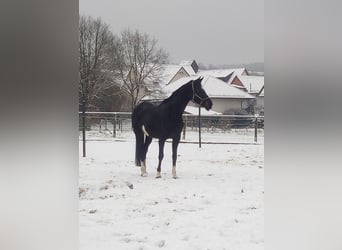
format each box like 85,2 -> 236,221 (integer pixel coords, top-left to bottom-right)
79,133 -> 264,250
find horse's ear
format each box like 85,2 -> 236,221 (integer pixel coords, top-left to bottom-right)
196,76 -> 203,83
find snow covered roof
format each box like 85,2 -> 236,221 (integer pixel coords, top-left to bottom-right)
201,76 -> 255,99
258,86 -> 264,97
197,68 -> 247,78
238,75 -> 264,94
182,65 -> 196,76
159,64 -> 195,85
231,84 -> 247,90
164,76 -> 255,99
180,60 -> 194,66
180,59 -> 199,74
163,76 -> 197,93
160,64 -> 183,85
231,68 -> 248,76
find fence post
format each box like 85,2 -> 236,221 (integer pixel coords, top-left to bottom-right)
113,114 -> 117,138
254,114 -> 258,143
198,107 -> 202,148
120,118 -> 123,134
82,100 -> 86,157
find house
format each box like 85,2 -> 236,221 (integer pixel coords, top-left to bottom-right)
164,76 -> 255,114
143,61 -> 263,114
230,75 -> 264,113
197,67 -> 264,113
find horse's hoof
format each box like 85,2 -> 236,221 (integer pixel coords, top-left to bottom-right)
155,175 -> 161,179
141,173 -> 148,177
172,176 -> 178,179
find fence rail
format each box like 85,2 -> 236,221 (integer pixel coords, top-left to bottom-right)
79,111 -> 264,156
79,111 -> 264,143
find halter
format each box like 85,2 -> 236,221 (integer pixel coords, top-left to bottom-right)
191,80 -> 210,106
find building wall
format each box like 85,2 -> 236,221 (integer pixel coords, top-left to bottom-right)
189,98 -> 244,114
256,96 -> 264,112
230,76 -> 247,91
212,98 -> 244,113
168,67 -> 189,84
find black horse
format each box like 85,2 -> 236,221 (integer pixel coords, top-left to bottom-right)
132,77 -> 213,178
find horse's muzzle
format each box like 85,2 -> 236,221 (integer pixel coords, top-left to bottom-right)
202,99 -> 213,111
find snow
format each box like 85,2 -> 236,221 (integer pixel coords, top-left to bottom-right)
182,65 -> 196,76
238,76 -> 264,94
79,132 -> 264,250
197,68 -> 247,78
184,105 -> 222,115
163,76 -> 197,91
179,60 -> 194,66
164,76 -> 255,99
160,65 -> 184,85
201,76 -> 255,99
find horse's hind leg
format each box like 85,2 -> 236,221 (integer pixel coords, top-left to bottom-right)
141,136 -> 152,177
172,135 -> 181,179
134,132 -> 144,167
156,139 -> 166,178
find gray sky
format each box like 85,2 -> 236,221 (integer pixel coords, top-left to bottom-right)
79,0 -> 264,66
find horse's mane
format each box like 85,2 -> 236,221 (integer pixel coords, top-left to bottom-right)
160,80 -> 192,105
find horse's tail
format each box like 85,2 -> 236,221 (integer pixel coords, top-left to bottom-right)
134,132 -> 144,166
132,104 -> 144,167
132,102 -> 154,166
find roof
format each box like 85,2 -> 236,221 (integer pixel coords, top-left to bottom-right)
182,65 -> 196,76
201,76 -> 255,99
258,86 -> 264,97
164,76 -> 255,99
237,75 -> 264,94
159,64 -> 196,85
159,64 -> 183,85
180,60 -> 194,66
197,68 -> 247,78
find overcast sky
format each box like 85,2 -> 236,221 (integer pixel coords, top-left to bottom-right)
79,0 -> 264,66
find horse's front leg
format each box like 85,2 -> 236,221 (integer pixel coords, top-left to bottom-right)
172,135 -> 180,179
156,138 -> 166,178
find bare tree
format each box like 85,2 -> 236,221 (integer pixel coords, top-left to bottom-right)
108,29 -> 168,111
79,15 -> 113,109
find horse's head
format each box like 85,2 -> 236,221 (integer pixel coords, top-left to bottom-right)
191,77 -> 213,111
